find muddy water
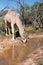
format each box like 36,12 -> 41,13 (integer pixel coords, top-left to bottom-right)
0,38 -> 43,65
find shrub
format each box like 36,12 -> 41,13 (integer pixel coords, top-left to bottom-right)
25,26 -> 36,33
25,26 -> 43,33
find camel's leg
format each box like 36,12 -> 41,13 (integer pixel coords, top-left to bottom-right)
11,23 -> 14,41
8,27 -> 11,35
16,19 -> 26,43
8,27 -> 10,35
5,19 -> 8,36
7,22 -> 11,35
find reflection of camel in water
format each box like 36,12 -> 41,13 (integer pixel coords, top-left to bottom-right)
4,9 -> 26,43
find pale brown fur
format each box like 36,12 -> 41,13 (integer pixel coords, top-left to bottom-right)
4,9 -> 26,43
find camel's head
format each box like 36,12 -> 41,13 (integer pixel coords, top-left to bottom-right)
22,39 -> 27,43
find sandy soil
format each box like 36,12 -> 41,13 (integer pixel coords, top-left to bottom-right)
0,35 -> 43,65
28,34 -> 43,38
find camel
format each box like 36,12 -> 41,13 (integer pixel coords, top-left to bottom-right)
4,9 -> 26,43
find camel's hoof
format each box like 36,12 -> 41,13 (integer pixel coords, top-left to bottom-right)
11,38 -> 15,41
5,34 -> 8,36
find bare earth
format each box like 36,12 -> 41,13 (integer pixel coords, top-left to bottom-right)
0,34 -> 43,65
29,34 -> 43,38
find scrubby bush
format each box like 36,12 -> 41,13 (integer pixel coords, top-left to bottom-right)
25,26 -> 43,33
0,16 -> 5,36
